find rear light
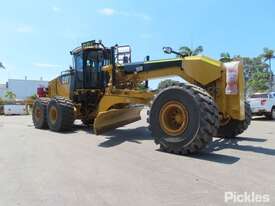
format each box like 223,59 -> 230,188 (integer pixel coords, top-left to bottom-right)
261,99 -> 267,105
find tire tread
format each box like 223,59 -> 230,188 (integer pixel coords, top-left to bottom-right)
147,83 -> 219,155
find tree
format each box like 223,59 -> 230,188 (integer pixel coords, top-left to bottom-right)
248,71 -> 269,92
4,91 -> 16,100
261,48 -> 274,89
220,52 -> 232,63
220,52 -> 241,63
0,62 -> 5,69
242,56 -> 270,93
178,45 -> 203,57
157,79 -> 181,90
262,48 -> 275,68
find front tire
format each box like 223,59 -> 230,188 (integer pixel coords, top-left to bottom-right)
148,84 -> 219,155
47,97 -> 75,132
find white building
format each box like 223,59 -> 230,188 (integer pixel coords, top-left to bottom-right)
1,79 -> 48,100
0,83 -> 7,98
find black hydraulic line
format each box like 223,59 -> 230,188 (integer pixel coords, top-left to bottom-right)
111,46 -> 116,87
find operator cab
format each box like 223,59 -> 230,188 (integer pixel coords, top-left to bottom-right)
70,40 -> 132,91
71,40 -> 112,90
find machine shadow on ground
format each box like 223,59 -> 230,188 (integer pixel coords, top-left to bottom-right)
173,136 -> 275,164
207,136 -> 275,156
52,122 -> 275,165
93,126 -> 275,164
98,127 -> 152,147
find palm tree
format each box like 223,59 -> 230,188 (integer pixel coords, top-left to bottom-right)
262,48 -> 275,89
220,53 -> 242,63
5,91 -> 16,100
0,62 -> 5,69
178,45 -> 203,57
220,52 -> 232,63
262,48 -> 275,68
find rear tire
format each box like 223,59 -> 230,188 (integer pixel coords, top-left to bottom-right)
32,98 -> 49,129
47,97 -> 75,132
217,102 -> 252,138
148,84 -> 219,155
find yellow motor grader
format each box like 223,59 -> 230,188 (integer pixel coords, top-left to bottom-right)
32,40 -> 251,154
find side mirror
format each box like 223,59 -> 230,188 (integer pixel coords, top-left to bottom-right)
163,47 -> 173,54
163,46 -> 185,57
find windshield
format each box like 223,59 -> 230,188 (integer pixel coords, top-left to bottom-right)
85,50 -> 110,70
249,94 -> 268,98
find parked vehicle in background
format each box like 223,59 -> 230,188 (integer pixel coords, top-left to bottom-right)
247,92 -> 275,119
3,105 -> 28,115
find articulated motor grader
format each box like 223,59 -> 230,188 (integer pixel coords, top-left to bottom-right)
32,40 -> 251,154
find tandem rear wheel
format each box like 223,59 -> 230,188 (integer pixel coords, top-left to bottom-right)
32,97 -> 75,132
217,102 -> 252,138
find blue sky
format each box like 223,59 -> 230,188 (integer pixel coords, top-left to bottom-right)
0,0 -> 275,88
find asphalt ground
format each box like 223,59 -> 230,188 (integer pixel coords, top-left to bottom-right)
0,110 -> 274,206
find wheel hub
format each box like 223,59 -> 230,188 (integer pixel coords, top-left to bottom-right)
159,100 -> 189,136
34,107 -> 42,121
49,106 -> 58,124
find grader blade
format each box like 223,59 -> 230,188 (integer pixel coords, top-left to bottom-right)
93,108 -> 142,134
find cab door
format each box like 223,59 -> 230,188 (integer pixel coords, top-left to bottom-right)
74,52 -> 84,89
84,51 -> 103,89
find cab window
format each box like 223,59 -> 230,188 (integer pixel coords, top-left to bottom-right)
60,75 -> 70,84
74,54 -> 83,80
75,55 -> 83,71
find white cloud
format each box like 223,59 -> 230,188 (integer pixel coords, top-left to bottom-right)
98,8 -> 115,16
33,63 -> 63,69
98,8 -> 151,21
16,25 -> 33,33
52,6 -> 61,12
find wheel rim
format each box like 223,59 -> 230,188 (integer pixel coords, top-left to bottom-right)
34,106 -> 42,121
49,106 -> 58,124
159,100 -> 189,136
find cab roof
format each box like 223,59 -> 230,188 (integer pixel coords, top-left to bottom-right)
70,40 -> 108,55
